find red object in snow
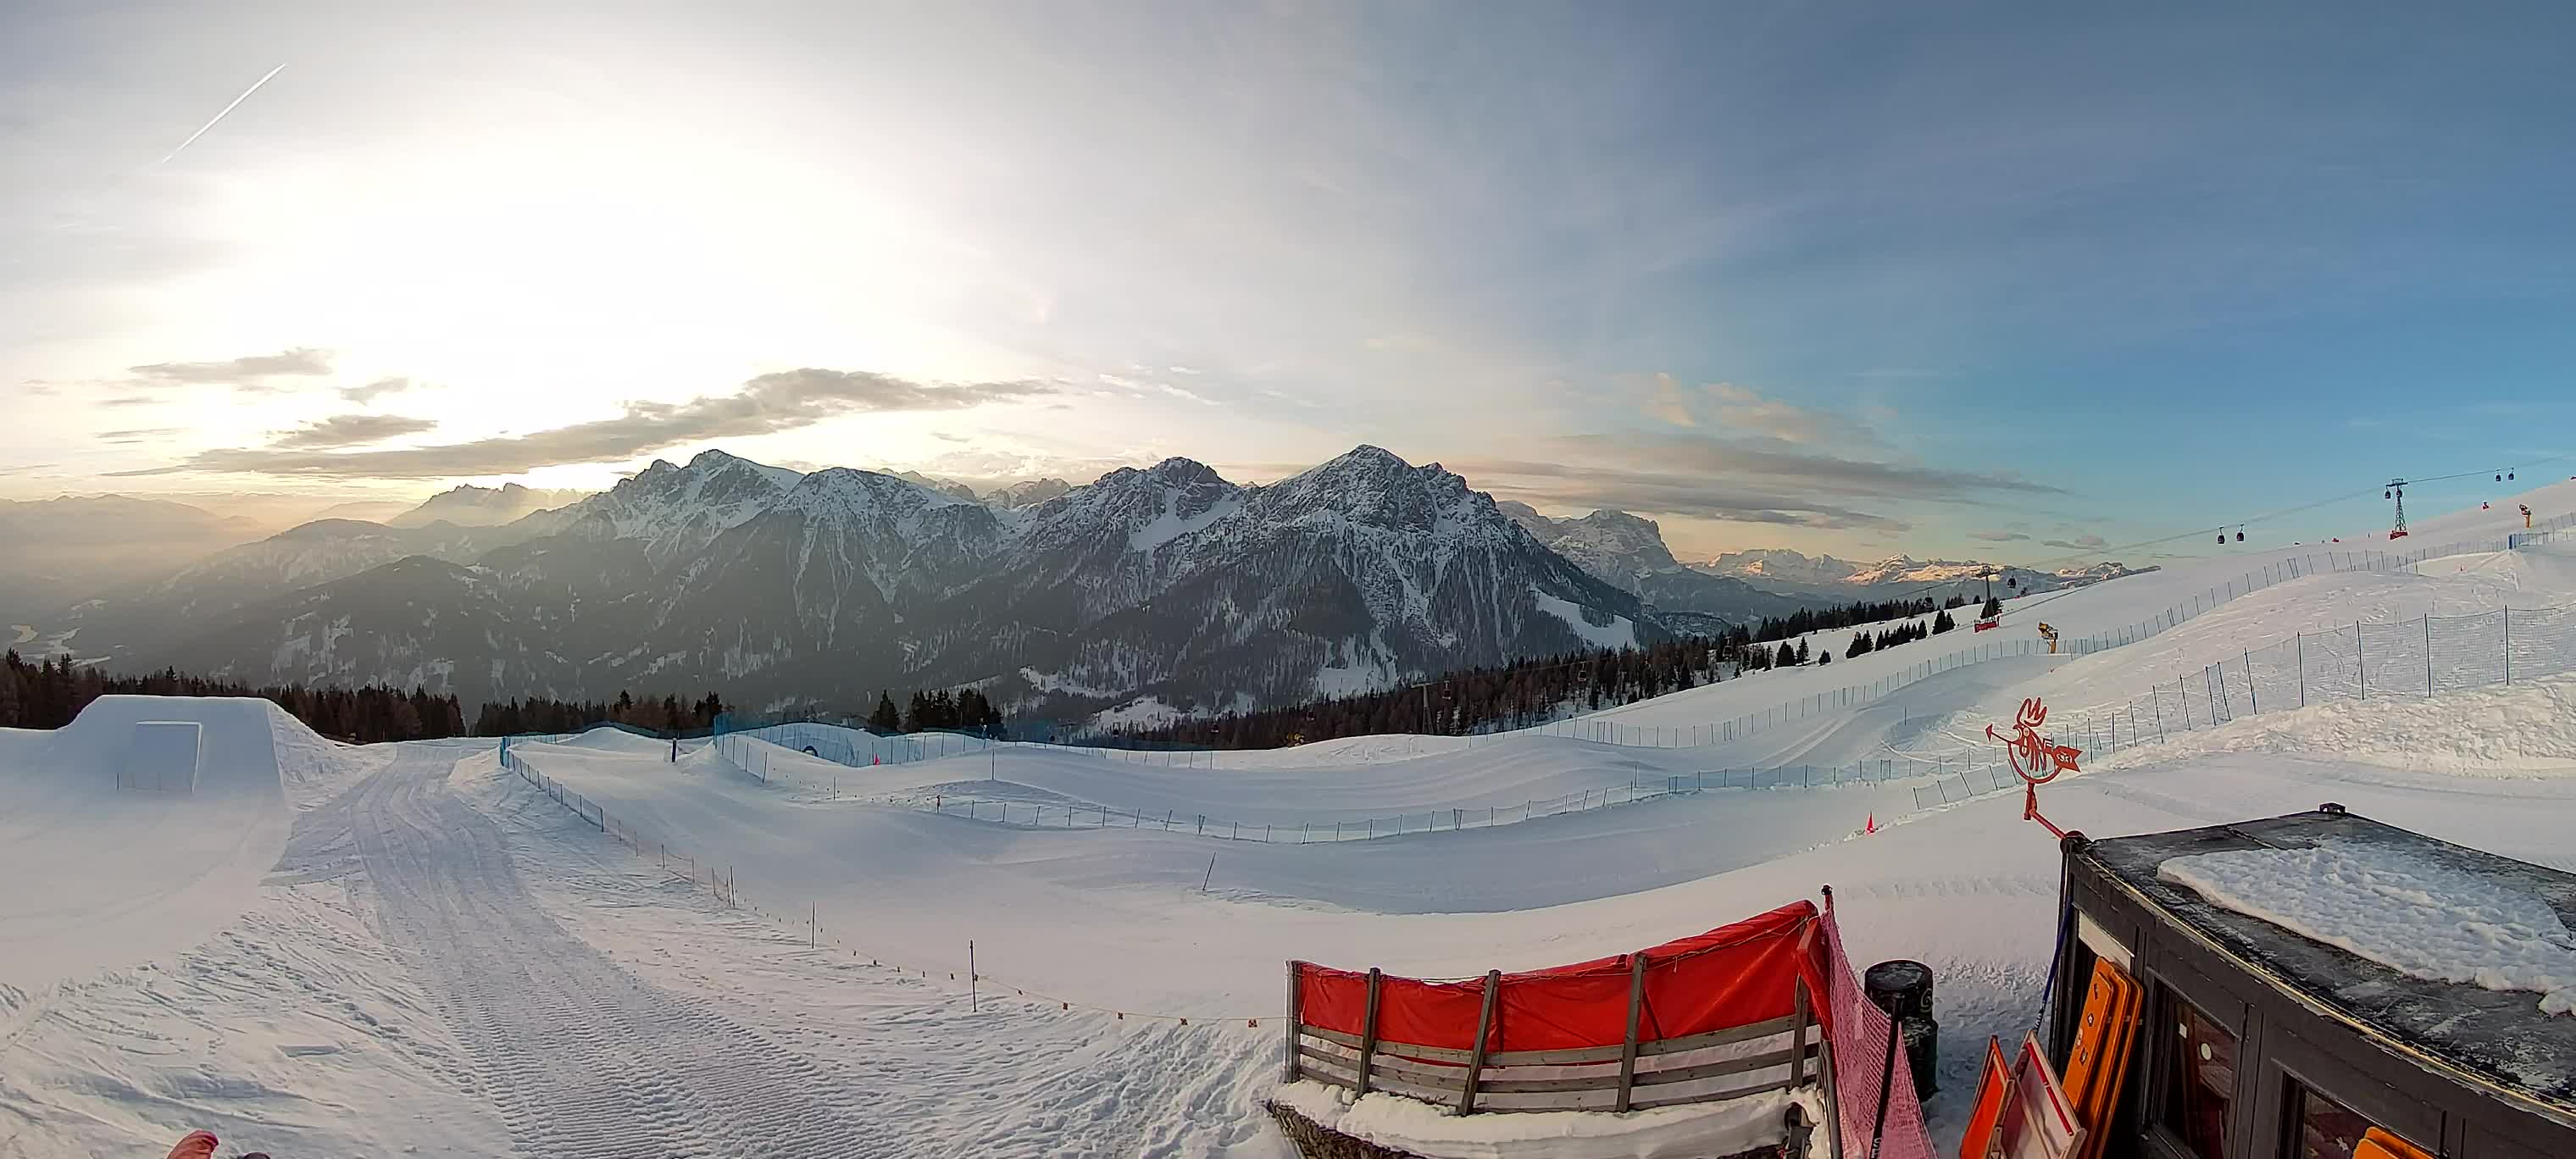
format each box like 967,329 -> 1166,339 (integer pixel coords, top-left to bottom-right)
1974,618 -> 1999,631
1294,901 -> 1829,1054
2390,530 -> 2410,540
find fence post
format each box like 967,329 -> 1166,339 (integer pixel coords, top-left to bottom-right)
1356,968 -> 1383,1095
1284,961 -> 1305,1083
1459,969 -> 1502,1114
2246,650 -> 2258,714
1616,951 -> 1651,1112
2425,615 -> 2434,696
2297,634 -> 2307,706
2357,623 -> 2367,698
2505,606 -> 2513,684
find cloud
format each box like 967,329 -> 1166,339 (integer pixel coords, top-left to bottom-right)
0,462 -> 59,476
1635,376 -> 1872,445
1457,432 -> 2060,534
100,395 -> 158,408
340,376 -> 417,404
1705,383 -> 1854,446
127,347 -> 334,388
268,413 -> 439,450
1968,529 -> 2031,542
99,427 -> 182,446
114,368 -> 1052,480
2042,533 -> 2110,550
1641,374 -> 1696,426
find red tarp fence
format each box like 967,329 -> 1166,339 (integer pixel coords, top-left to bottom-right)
1295,901 -> 1831,1054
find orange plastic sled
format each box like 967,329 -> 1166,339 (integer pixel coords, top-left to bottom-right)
2062,959 -> 2143,1159
2357,1127 -> 2438,1159
1958,1037 -> 2012,1159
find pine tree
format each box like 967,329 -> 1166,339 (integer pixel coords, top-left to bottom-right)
1933,609 -> 1956,635
868,691 -> 901,733
1981,596 -> 2003,618
1846,632 -> 1872,658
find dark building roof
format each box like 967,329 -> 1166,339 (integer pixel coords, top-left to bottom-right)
2079,808 -> 2576,1116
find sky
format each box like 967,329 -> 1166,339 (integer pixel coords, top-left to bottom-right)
5,1 -> 2574,564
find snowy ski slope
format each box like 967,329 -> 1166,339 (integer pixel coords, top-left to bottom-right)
8,480 -> 2576,1156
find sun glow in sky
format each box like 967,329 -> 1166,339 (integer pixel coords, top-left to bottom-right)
6,2 -> 2573,561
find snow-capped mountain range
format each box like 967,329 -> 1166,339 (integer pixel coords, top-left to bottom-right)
1696,547 -> 2146,601
24,450 -> 2146,719
67,447 -> 1656,718
385,483 -> 591,528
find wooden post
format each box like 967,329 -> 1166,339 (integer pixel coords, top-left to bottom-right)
1356,968 -> 1383,1095
1790,975 -> 1813,1086
1459,969 -> 1502,1114
1283,961 -> 1305,1083
1615,951 -> 1651,1112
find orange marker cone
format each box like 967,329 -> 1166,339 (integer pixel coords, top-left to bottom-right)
1865,813 -> 1878,834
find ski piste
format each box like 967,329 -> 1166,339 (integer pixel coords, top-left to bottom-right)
9,481 -> 2576,1155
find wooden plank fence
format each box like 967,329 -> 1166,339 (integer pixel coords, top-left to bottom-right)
1284,958 -> 1826,1114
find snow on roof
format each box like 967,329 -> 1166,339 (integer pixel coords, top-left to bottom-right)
2158,843 -> 2576,1017
2083,810 -> 2576,1109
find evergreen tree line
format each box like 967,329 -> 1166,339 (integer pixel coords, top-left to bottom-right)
1,650 -> 466,741
472,690 -> 729,737
863,688 -> 1005,735
1122,591 -> 1990,750
1848,609 -> 1956,657
1735,594 -> 1968,647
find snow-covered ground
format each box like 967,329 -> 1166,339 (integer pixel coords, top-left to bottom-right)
8,483 -> 2576,1157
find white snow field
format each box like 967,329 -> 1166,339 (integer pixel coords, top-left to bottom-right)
7,483 -> 2576,1157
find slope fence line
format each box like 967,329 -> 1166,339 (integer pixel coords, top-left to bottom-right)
857,755 -> 2007,843
1905,590 -> 2576,812
1550,518 -> 2576,752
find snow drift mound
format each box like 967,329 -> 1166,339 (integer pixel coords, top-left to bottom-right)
0,696 -> 320,991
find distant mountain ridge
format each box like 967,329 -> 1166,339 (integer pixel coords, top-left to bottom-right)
25,451 -> 2148,723
108,446 -> 1663,720
387,483 -> 591,528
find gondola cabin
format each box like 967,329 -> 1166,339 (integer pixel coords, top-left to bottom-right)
2043,807 -> 2576,1158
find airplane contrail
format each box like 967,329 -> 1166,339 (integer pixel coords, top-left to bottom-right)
155,63 -> 286,166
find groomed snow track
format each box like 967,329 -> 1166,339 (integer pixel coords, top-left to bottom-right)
347,748 -> 881,1158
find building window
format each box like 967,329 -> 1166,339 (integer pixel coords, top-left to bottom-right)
2286,1080 -> 2384,1159
2160,989 -> 2238,1158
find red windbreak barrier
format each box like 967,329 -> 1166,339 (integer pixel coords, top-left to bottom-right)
1296,901 -> 1829,1053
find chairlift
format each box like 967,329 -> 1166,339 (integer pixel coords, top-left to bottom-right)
2235,525 -> 2245,542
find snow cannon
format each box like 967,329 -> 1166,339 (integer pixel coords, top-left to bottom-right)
1966,807 -> 2576,1158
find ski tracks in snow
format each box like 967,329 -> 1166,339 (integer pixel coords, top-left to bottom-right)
348,751 -> 888,1158
347,749 -> 1279,1157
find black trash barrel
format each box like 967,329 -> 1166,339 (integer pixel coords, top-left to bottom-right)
1865,960 -> 1939,1097
1864,959 -> 1935,1021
